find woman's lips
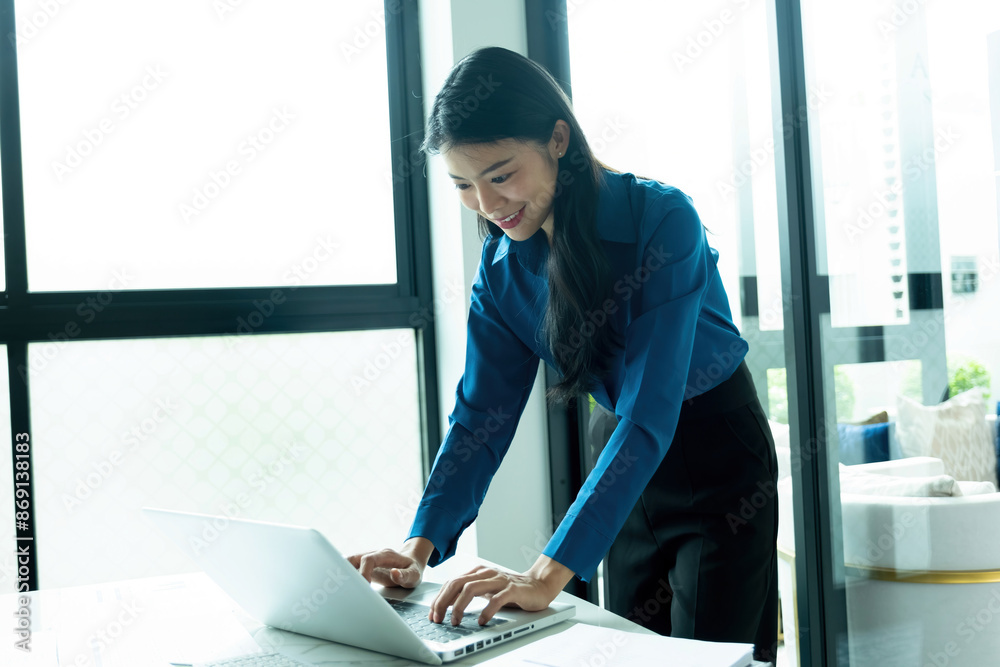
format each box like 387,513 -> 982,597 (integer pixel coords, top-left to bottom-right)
494,206 -> 525,229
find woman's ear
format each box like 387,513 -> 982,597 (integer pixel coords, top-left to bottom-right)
550,119 -> 571,158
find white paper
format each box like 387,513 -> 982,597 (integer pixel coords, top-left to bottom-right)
42,575 -> 260,666
483,623 -> 754,667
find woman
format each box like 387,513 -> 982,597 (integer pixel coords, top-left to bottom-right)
348,46 -> 778,662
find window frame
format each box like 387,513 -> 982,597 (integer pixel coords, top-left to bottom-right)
0,0 -> 439,590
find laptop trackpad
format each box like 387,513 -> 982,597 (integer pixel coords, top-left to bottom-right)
378,581 -> 491,613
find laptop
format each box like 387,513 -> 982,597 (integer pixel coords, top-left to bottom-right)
142,507 -> 576,664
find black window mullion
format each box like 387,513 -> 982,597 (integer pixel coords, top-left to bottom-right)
1,0 -> 37,591
526,0 -> 574,98
388,44 -> 415,301
770,0 -> 849,665
0,1 -> 26,305
0,285 -> 420,341
389,1 -> 441,478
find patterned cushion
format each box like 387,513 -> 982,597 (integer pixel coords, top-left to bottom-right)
896,388 -> 998,486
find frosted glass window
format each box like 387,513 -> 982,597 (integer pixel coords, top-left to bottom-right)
567,0 -> 783,334
16,0 -> 396,291
802,0 -> 913,327
28,332 -> 422,588
802,1 -> 1000,330
0,348 -> 15,594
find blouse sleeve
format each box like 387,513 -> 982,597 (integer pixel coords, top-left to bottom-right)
406,242 -> 541,567
542,192 -> 718,581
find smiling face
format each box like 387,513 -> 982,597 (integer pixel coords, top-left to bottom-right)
441,123 -> 569,243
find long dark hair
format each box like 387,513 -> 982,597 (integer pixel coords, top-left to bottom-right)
421,46 -> 621,405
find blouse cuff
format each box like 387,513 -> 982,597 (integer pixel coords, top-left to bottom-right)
406,501 -> 467,568
541,513 -> 614,583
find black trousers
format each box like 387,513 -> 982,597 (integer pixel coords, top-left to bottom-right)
588,361 -> 779,663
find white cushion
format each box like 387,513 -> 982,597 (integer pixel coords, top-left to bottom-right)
956,480 -> 998,496
895,388 -> 997,486
839,469 -> 960,497
847,456 -> 945,478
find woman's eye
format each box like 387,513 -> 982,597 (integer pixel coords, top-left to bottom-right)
453,172 -> 510,190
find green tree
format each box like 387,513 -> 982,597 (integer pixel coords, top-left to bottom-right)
948,358 -> 991,402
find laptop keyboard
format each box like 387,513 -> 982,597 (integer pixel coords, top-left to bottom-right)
385,597 -> 509,643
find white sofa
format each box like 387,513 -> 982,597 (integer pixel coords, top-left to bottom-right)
772,414 -> 999,486
776,453 -> 1000,667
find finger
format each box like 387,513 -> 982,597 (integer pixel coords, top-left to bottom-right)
357,555 -> 373,583
389,566 -> 420,588
359,552 -> 391,583
430,569 -> 499,621
429,569 -> 497,623
368,566 -> 399,586
450,576 -> 507,626
370,564 -> 417,588
346,554 -> 362,569
358,549 -> 412,585
372,548 -> 419,570
478,584 -> 517,625
429,573 -> 468,621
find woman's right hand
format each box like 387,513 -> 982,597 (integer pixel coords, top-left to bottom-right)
347,538 -> 433,589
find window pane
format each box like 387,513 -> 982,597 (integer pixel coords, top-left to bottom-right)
16,0 -> 396,291
0,348 -> 15,594
28,332 -> 422,587
803,1 -> 1000,665
568,1 -> 785,334
568,4 -> 791,663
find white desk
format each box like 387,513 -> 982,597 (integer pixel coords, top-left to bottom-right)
3,553 -> 772,666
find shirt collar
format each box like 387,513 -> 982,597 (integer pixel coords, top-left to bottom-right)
491,168 -> 636,267
492,228 -> 547,274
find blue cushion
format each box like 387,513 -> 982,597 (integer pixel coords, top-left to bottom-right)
837,422 -> 891,466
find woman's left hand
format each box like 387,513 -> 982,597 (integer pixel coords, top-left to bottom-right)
428,556 -> 575,626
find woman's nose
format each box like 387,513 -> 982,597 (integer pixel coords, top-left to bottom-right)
477,187 -> 503,216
